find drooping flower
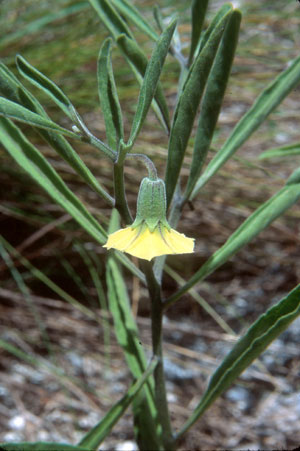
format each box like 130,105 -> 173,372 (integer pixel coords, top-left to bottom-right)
104,177 -> 194,261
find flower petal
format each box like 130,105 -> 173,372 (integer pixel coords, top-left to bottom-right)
104,223 -> 194,260
163,228 -> 195,254
104,226 -> 140,251
126,226 -> 173,260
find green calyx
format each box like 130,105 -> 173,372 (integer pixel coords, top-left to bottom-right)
132,177 -> 170,232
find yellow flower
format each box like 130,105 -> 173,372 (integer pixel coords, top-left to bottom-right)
104,177 -> 195,260
104,222 -> 194,261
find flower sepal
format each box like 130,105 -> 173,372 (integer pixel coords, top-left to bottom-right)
132,177 -> 170,232
104,177 -> 195,261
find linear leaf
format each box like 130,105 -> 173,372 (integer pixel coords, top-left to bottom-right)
287,167 -> 300,185
0,63 -> 114,204
78,357 -> 158,449
0,117 -> 107,244
165,183 -> 300,307
0,96 -> 78,138
185,10 -> 241,200
88,0 -> 133,40
0,64 -> 23,103
16,55 -> 75,120
106,256 -> 162,449
259,141 -> 300,160
106,210 -> 162,449
1,64 -> 115,159
89,0 -> 170,134
188,0 -> 210,64
196,3 -> 233,57
112,0 -> 158,41
106,258 -> 151,386
0,442 -> 87,451
98,38 -> 123,150
0,235 -> 97,321
165,7 -> 232,207
0,71 -> 142,282
177,284 -> 300,438
128,19 -> 176,145
117,34 -> 170,134
191,53 -> 300,198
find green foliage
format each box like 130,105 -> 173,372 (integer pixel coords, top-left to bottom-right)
165,4 -> 233,207
189,0 -> 210,64
106,211 -> 162,449
128,19 -> 176,146
0,117 -> 107,244
116,33 -> 170,132
176,283 -> 300,438
185,9 -> 241,200
259,141 -> 300,159
78,357 -> 158,449
0,62 -> 114,203
191,51 -> 300,198
16,54 -> 76,120
98,38 -> 124,150
112,0 -> 158,41
0,96 -> 78,138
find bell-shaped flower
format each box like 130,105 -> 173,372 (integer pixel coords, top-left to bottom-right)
104,177 -> 194,261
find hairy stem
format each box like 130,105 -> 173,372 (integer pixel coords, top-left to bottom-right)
113,162 -> 132,224
141,261 -> 176,450
127,153 -> 158,180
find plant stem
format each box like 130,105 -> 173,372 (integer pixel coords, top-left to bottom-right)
113,162 -> 132,224
142,261 -> 176,451
128,153 -> 158,180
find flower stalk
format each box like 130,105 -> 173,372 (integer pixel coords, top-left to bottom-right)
142,260 -> 175,450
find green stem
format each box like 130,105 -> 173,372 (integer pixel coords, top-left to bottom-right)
128,153 -> 158,180
113,162 -> 132,224
141,261 -> 176,451
72,107 -> 117,161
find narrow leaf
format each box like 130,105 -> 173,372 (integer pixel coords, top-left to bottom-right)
0,117 -> 107,244
0,64 -> 114,204
259,141 -> 300,160
105,213 -> 162,449
88,0 -> 133,40
1,236 -> 97,320
107,257 -> 162,449
287,167 -> 300,185
185,10 -> 241,200
0,96 -> 78,138
79,357 -> 158,449
112,0 -> 158,41
89,0 -> 169,133
16,52 -> 117,160
165,7 -> 232,207
16,55 -> 75,120
98,38 -> 123,149
188,0 -> 210,64
0,64 -> 22,102
177,284 -> 300,438
128,19 -> 176,145
191,53 -> 300,198
197,3 -> 233,56
165,183 -> 300,307
117,34 -> 170,134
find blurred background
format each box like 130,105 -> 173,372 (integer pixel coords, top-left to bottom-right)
0,0 -> 300,449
